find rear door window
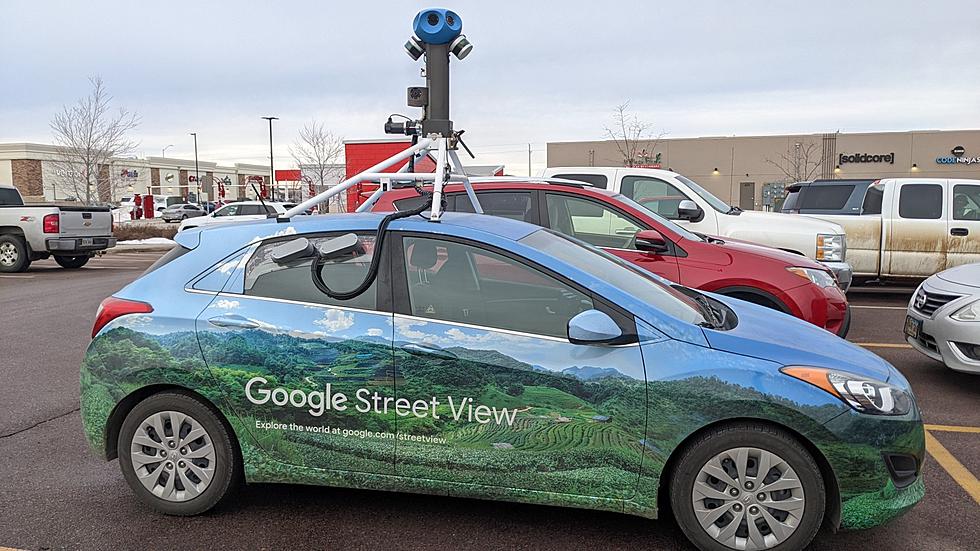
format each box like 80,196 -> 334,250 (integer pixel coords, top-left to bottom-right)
551,173 -> 608,189
455,191 -> 534,222
801,185 -> 853,210
898,184 -> 944,219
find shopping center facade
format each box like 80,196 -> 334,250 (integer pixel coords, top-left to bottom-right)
547,129 -> 980,210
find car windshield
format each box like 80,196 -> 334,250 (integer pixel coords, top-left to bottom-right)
519,229 -> 707,326
676,174 -> 733,213
610,193 -> 703,242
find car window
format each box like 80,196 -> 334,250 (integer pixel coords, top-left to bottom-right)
545,193 -> 639,249
620,176 -> 687,219
610,193 -> 703,242
455,191 -> 534,222
262,205 -> 277,214
898,184 -> 943,220
186,205 -> 200,210
862,185 -> 884,215
953,184 -> 980,221
402,236 -> 593,338
551,173 -> 608,189
213,204 -> 238,217
244,233 -> 377,310
801,185 -> 853,210
781,187 -> 802,212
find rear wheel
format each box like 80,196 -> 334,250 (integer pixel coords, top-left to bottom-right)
670,422 -> 825,551
118,392 -> 240,515
55,255 -> 89,269
0,234 -> 30,273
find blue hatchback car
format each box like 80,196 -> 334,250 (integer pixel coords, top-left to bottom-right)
81,212 -> 923,551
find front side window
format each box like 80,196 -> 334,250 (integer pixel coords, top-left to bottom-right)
455,191 -> 534,222
898,184 -> 943,220
953,184 -> 980,221
545,193 -> 640,249
214,204 -> 239,217
402,236 -> 592,338
243,233 -> 378,310
620,176 -> 687,219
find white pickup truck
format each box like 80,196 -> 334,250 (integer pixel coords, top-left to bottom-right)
542,167 -> 852,289
0,184 -> 115,272
798,178 -> 980,283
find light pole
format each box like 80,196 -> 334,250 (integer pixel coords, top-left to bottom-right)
162,144 -> 174,157
190,133 -> 200,203
261,116 -> 279,201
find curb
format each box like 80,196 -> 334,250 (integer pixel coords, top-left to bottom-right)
103,244 -> 175,255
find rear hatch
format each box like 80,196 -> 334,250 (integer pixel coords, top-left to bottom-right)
57,206 -> 113,237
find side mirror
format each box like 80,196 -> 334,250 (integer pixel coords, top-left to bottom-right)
635,229 -> 670,254
567,309 -> 622,345
677,199 -> 703,222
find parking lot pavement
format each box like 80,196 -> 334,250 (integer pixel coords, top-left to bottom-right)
1,266 -> 978,550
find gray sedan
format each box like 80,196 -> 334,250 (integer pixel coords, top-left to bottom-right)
160,203 -> 206,222
905,263 -> 980,373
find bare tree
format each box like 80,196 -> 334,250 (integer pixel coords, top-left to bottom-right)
603,101 -> 664,167
50,77 -> 140,203
290,120 -> 344,211
765,140 -> 824,183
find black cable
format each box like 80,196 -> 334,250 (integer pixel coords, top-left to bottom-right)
310,189 -> 440,300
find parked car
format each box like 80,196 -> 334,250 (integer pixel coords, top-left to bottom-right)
790,178 -> 980,284
82,211 -> 922,549
781,179 -> 877,216
178,201 -> 296,232
161,203 -> 206,223
119,194 -> 183,216
542,167 -> 852,290
905,262 -> 980,373
0,184 -> 115,272
374,180 -> 850,335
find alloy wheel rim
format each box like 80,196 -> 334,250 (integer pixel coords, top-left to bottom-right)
0,242 -> 18,266
692,447 -> 805,550
130,410 -> 216,502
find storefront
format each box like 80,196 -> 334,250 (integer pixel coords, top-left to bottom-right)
547,129 -> 980,210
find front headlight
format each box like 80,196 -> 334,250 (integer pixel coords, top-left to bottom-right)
786,266 -> 837,288
815,233 -> 845,262
951,299 -> 980,322
781,366 -> 912,416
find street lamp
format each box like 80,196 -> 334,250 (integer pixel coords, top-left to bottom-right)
261,116 -> 279,201
190,133 -> 200,203
162,144 -> 174,157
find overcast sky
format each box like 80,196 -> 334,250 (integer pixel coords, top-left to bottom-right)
2,0 -> 979,174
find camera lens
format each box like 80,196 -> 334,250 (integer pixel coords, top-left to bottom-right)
446,14 -> 455,25
427,13 -> 439,25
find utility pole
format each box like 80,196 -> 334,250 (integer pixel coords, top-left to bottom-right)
261,116 -> 279,201
528,143 -> 532,177
190,133 -> 200,202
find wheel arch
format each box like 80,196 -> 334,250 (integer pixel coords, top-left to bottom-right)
104,384 -> 242,469
656,417 -> 842,533
712,285 -> 795,315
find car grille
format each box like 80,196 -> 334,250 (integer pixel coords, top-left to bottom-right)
913,289 -> 961,317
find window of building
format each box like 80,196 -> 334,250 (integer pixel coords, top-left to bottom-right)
402,236 -> 592,337
898,184 -> 943,220
244,233 -> 378,310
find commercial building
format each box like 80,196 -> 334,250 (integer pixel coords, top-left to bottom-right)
0,142 -> 270,203
547,129 -> 980,210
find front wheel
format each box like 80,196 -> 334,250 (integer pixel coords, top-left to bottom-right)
670,422 -> 825,551
118,391 -> 240,515
55,255 -> 89,269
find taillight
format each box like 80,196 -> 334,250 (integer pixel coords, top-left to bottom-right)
92,297 -> 153,338
43,213 -> 59,233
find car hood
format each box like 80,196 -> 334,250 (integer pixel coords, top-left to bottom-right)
710,236 -> 826,269
936,263 -> 980,289
703,293 -> 894,382
735,210 -> 845,234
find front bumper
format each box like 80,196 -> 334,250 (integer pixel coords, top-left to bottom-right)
905,280 -> 980,374
46,236 -> 116,254
821,261 -> 853,292
784,281 -> 850,337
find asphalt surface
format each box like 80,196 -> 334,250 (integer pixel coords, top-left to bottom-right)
1,255 -> 978,550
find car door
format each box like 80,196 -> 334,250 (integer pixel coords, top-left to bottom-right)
886,181 -> 948,277
947,181 -> 980,268
196,232 -> 396,475
390,233 -> 646,500
541,192 -> 680,282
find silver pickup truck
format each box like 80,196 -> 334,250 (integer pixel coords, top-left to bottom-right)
0,185 -> 115,272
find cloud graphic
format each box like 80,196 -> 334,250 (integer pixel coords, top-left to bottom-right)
367,327 -> 384,337
213,299 -> 240,310
313,308 -> 354,332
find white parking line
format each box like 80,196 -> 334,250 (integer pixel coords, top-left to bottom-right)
0,275 -> 34,279
849,305 -> 908,310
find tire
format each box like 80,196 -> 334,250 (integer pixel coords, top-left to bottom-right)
836,307 -> 851,338
55,255 -> 90,269
670,422 -> 825,551
0,234 -> 30,273
719,289 -> 790,314
180,214 -> 188,220
118,391 -> 240,515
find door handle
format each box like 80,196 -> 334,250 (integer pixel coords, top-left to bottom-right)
208,315 -> 260,329
951,227 -> 969,237
402,343 -> 457,360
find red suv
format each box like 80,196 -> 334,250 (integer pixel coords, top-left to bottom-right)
373,180 -> 850,336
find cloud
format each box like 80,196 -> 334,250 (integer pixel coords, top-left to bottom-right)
119,314 -> 153,329
313,308 -> 354,332
213,299 -> 240,310
366,327 -> 384,337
